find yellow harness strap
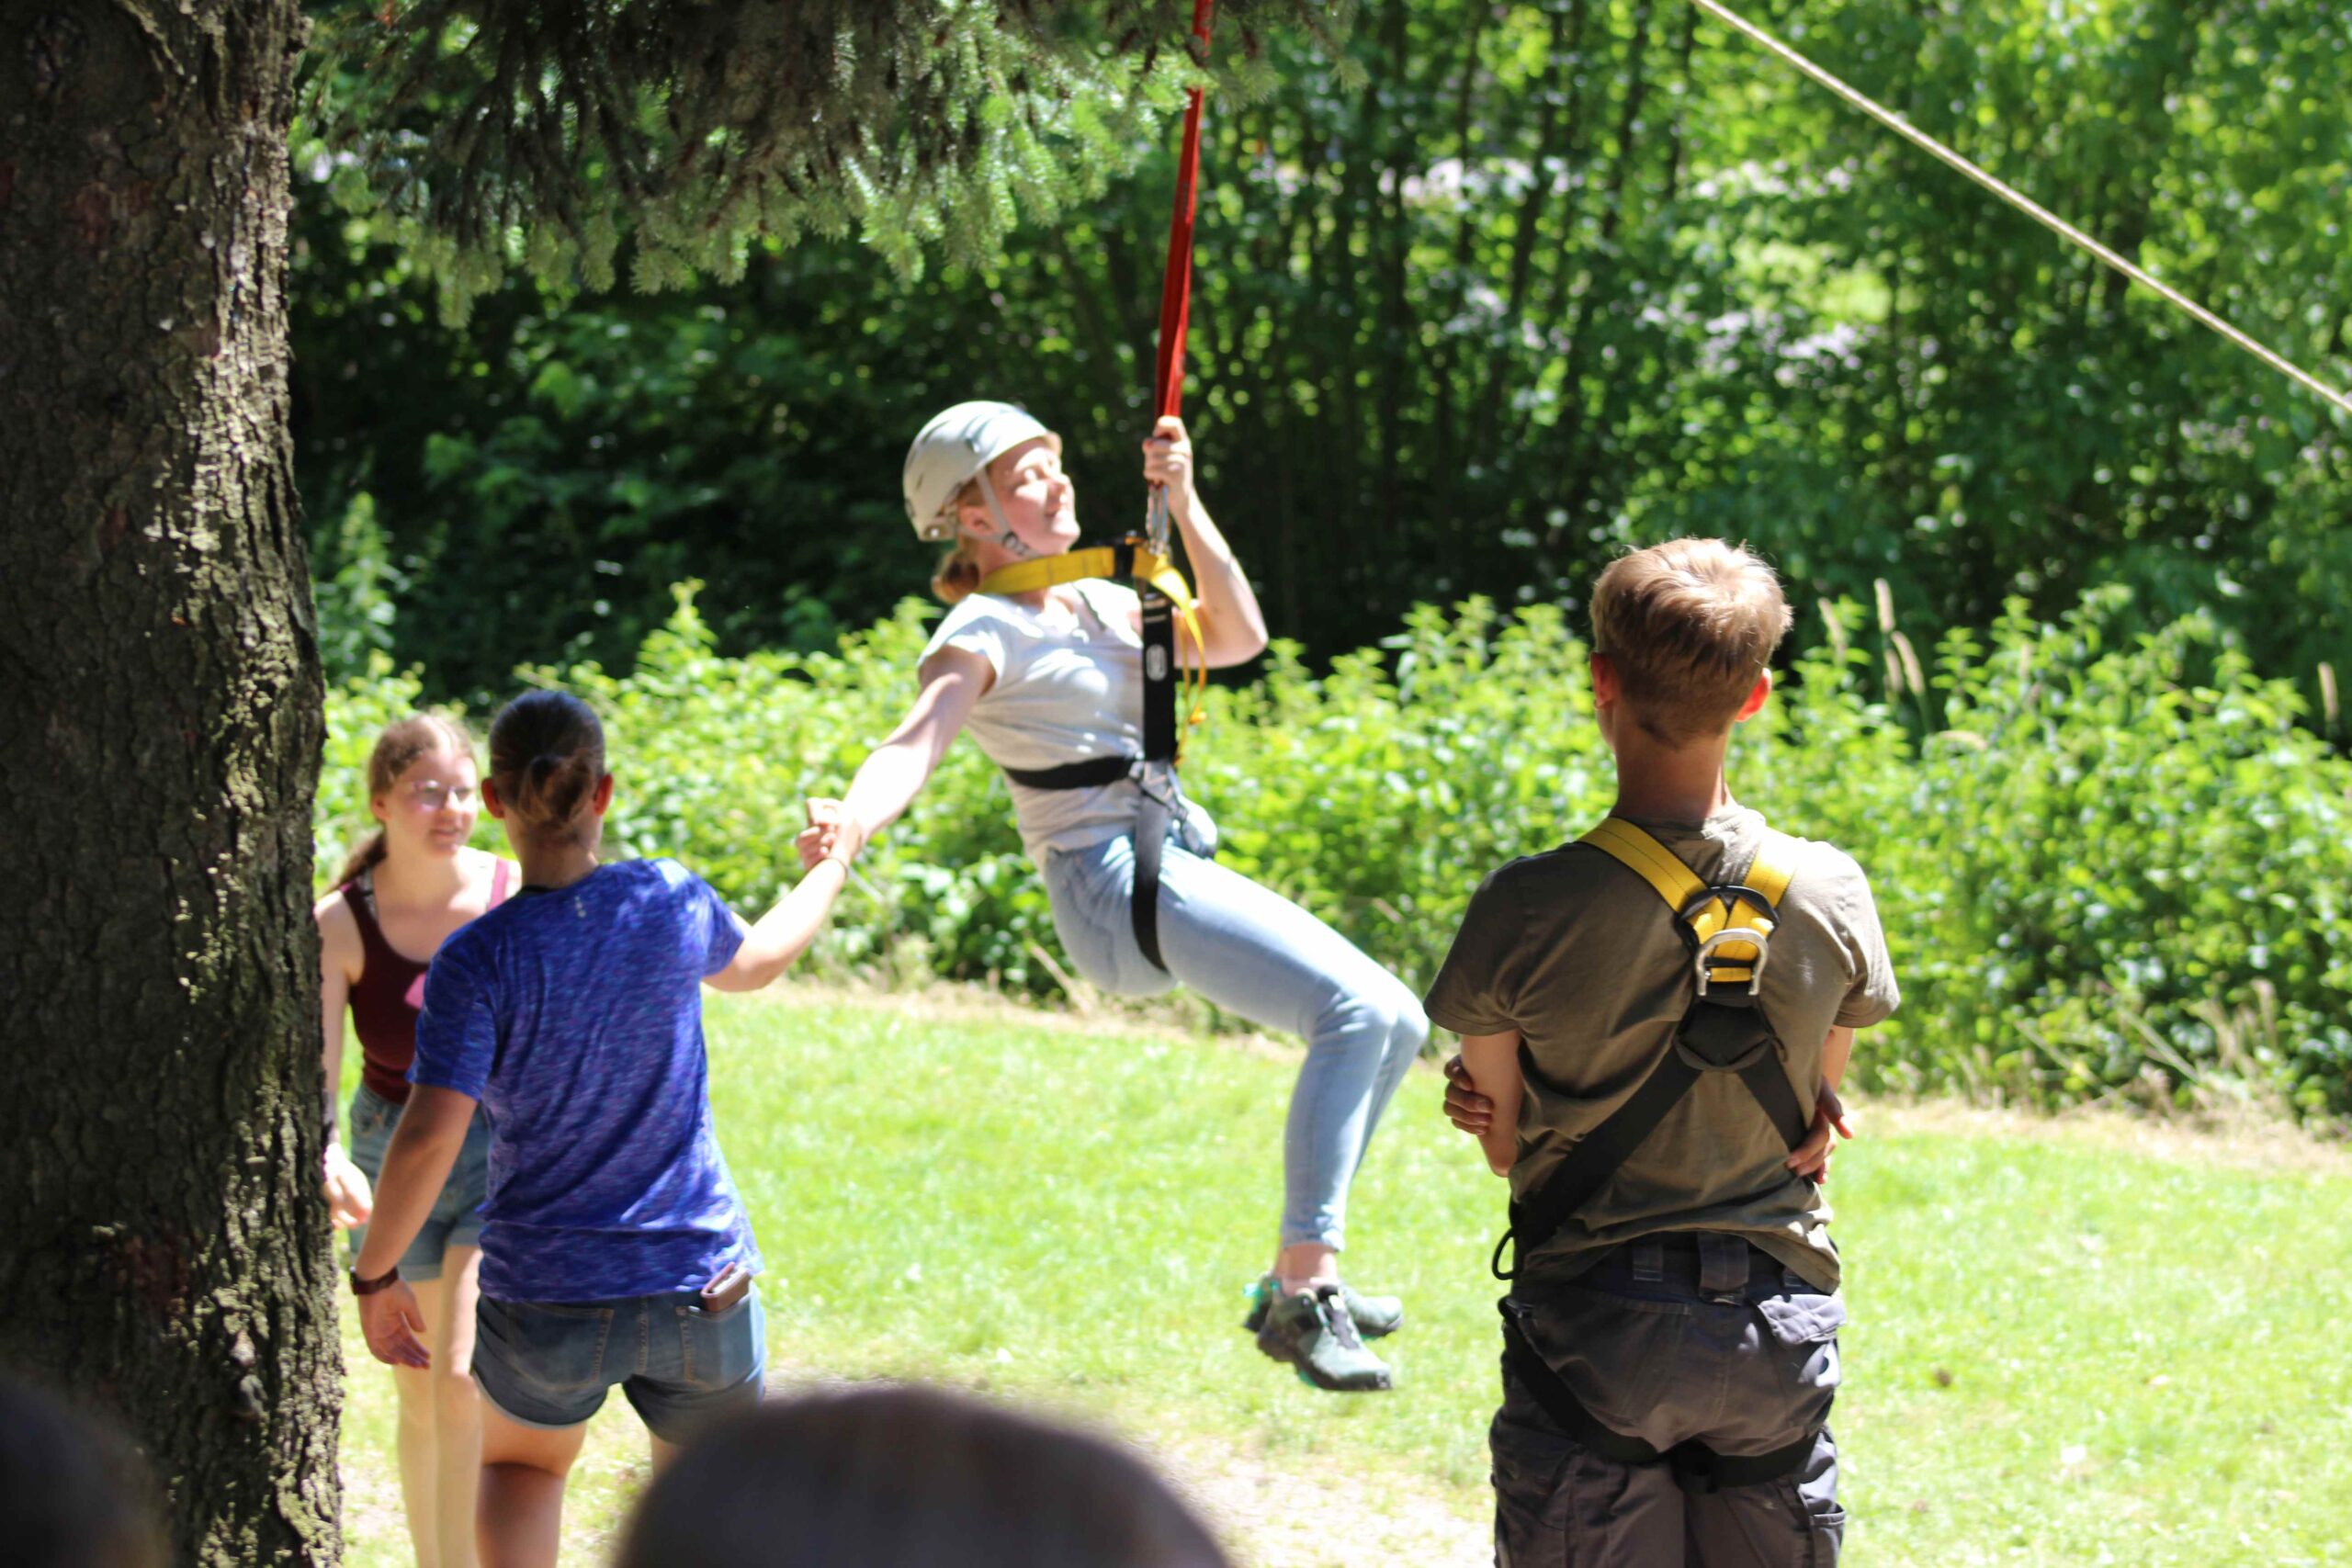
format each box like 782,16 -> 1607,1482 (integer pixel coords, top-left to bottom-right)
977,546 -> 1196,613
1577,818 -> 1800,988
976,545 -> 1209,749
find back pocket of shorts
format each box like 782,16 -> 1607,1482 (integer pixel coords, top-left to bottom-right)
481,1298 -> 614,1397
675,1290 -> 761,1391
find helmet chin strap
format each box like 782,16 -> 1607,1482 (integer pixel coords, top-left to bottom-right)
975,469 -> 1040,561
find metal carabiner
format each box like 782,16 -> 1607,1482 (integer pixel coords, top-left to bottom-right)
1692,926 -> 1772,998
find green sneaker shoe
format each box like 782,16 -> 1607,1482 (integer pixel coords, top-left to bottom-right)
1243,1276 -> 1405,1340
1253,1284 -> 1395,1393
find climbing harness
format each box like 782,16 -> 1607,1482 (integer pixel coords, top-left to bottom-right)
974,0 -> 1221,973
1491,818 -> 1811,1281
977,539 -> 1208,970
1488,818 -> 1820,1492
1697,0 -> 2351,419
1497,1288 -> 1823,1495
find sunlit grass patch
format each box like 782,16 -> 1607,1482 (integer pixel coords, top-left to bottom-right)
339,989 -> 2352,1565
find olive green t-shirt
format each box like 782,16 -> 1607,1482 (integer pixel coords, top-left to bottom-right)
1423,806 -> 1897,1291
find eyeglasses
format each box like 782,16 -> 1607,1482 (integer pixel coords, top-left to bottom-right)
399,779 -> 479,812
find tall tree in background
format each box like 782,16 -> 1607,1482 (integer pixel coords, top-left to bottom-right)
0,3 -> 1340,1560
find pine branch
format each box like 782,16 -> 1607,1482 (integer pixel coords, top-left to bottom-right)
303,0 -> 1355,315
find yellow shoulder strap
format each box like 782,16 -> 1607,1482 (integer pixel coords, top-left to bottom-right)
1577,820 -> 1804,986
976,547 -> 1118,599
976,547 -> 1198,615
974,546 -> 1209,756
1579,818 -> 1705,914
1744,830 -> 1801,912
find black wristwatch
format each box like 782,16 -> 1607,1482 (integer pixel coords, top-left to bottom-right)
349,1264 -> 402,1297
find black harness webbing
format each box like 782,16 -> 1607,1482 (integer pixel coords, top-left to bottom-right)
995,536 -> 1185,972
1493,992 -> 1810,1280
1489,821 -> 1821,1492
1001,753 -> 1173,971
1499,1306 -> 1826,1495
1492,828 -> 1810,1281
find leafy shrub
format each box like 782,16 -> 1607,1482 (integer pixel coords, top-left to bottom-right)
321,587 -> 2352,1116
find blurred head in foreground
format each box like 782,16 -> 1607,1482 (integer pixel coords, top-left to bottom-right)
616,1383 -> 1230,1568
0,1375 -> 165,1568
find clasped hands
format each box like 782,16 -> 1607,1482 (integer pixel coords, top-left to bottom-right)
795,797 -> 867,872
1442,1055 -> 1856,1183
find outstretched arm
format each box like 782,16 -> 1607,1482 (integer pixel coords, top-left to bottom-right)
1146,416 -> 1269,669
815,648 -> 991,852
710,809 -> 862,992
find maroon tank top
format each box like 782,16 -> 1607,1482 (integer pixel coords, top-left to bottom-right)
341,861 -> 513,1104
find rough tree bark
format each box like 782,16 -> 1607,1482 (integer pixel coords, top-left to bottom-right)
0,4 -> 338,1563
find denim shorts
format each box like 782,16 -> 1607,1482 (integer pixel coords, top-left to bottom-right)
345,1081 -> 491,1282
471,1288 -> 766,1443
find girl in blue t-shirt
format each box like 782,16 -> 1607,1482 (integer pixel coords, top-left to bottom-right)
354,690 -> 857,1567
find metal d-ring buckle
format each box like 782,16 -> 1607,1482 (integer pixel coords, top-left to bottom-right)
1134,757 -> 1177,808
1692,926 -> 1772,998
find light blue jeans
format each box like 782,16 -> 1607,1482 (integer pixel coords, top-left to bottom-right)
1039,830 -> 1428,1251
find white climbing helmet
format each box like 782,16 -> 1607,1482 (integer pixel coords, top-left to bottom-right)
902,400 -> 1061,541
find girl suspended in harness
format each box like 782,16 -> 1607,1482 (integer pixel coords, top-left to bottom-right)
797,401 -> 1427,1392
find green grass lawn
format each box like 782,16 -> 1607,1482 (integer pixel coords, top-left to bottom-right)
339,989 -> 2352,1566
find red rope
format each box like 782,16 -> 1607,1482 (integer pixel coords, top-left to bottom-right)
1151,0 -> 1217,421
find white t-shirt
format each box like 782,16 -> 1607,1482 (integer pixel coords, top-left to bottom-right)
922,581 -> 1215,860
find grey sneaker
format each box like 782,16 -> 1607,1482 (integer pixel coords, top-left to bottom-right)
1253,1284 -> 1395,1393
1243,1275 -> 1404,1339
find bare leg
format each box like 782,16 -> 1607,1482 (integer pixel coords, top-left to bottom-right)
389,1280 -> 445,1568
649,1433 -> 683,1475
477,1402 -> 585,1568
428,1249 -> 484,1568
1274,1241 -> 1340,1294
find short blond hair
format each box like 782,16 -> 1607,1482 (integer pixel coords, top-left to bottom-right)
1589,538 -> 1792,742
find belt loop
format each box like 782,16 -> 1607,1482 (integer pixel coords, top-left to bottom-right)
1697,1234 -> 1749,1300
1631,1238 -> 1666,1283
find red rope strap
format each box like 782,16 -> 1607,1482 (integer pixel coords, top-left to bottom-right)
1151,0 -> 1217,421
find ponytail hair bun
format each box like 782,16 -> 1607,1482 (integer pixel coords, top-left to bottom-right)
933,538 -> 984,604
488,691 -> 607,843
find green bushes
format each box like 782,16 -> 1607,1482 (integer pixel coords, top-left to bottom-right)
319,587 -> 2352,1116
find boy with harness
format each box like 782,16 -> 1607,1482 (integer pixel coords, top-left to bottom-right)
1426,539 -> 1897,1565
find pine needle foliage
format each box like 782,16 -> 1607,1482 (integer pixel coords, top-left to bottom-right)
305,0 -> 1351,317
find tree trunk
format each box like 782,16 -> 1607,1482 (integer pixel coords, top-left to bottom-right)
0,4 -> 338,1563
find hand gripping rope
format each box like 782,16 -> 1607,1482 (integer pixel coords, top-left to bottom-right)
978,0 -> 1218,973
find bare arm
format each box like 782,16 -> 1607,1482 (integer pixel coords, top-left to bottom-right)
1147,416 -> 1269,670
1820,1025 -> 1853,1092
834,648 -> 992,840
314,895 -> 372,1227
352,1085 -> 476,1368
353,1086 -> 474,1282
1785,1025 -> 1859,1181
707,856 -> 854,991
1456,1030 -> 1526,1177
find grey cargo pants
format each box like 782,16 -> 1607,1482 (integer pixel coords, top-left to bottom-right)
1490,1233 -> 1848,1567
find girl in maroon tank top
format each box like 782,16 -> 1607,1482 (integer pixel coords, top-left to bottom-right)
315,714 -> 516,1568
339,856 -> 514,1105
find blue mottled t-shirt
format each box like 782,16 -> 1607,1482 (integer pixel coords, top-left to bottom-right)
411,858 -> 760,1302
